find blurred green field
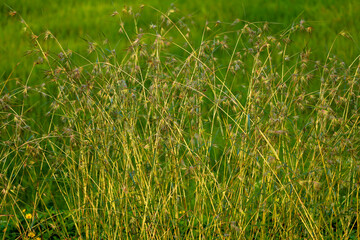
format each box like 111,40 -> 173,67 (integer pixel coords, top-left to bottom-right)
1,0 -> 360,80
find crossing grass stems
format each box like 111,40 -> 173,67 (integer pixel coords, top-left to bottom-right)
1,5 -> 360,239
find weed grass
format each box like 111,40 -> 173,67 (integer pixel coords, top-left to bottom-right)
1,4 -> 360,240
1,0 -> 360,81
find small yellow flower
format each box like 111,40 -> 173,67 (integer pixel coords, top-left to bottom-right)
22,209 -> 26,213
35,238 -> 41,240
28,231 -> 36,238
25,213 -> 33,219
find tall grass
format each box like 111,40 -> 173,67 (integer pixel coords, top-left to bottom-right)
1,6 -> 359,239
2,0 -> 360,83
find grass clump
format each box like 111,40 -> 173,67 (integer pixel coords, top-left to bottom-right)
1,5 -> 360,239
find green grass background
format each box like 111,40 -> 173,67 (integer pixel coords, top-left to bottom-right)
1,1 -> 360,238
1,0 -> 360,81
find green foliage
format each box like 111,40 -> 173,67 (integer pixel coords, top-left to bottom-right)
1,0 -> 360,80
1,2 -> 360,239
1,209 -> 78,239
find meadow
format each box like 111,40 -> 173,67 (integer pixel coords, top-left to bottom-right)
1,1 -> 360,239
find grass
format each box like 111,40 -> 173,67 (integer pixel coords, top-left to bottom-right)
1,0 -> 360,81
1,3 -> 360,240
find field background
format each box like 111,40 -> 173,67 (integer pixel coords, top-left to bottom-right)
2,0 -> 360,80
1,0 -> 360,239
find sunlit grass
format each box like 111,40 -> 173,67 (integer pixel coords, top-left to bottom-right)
1,5 -> 360,239
2,0 -> 360,82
